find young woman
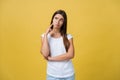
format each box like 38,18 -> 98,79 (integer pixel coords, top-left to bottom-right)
41,9 -> 75,80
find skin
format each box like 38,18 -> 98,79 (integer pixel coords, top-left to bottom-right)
41,14 -> 74,61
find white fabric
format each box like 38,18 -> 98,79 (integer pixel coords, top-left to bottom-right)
41,33 -> 74,78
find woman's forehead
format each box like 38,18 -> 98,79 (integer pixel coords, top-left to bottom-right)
54,14 -> 64,19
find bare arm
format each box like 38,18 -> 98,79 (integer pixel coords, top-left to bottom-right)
40,24 -> 52,59
41,34 -> 50,59
48,38 -> 74,61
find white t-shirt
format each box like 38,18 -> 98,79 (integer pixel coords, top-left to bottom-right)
41,33 -> 74,78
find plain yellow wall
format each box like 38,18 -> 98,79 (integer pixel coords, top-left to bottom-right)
0,0 -> 120,80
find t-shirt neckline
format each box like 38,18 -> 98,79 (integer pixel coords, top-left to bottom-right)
48,33 -> 62,39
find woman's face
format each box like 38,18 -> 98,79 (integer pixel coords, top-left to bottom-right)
52,14 -> 64,29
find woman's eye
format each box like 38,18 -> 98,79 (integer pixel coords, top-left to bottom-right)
60,19 -> 64,22
55,17 -> 58,19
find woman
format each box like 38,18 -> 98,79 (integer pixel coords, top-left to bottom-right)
41,9 -> 75,80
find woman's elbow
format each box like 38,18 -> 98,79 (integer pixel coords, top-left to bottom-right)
70,55 -> 74,59
40,50 -> 48,58
69,53 -> 74,59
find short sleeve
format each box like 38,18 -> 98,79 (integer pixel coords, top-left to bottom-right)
67,34 -> 73,40
41,33 -> 45,38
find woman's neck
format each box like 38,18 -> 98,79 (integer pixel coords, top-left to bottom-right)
52,28 -> 60,34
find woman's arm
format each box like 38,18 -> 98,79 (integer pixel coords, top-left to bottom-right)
40,25 -> 52,59
40,34 -> 50,59
48,38 -> 74,61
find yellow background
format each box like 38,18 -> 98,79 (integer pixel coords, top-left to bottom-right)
0,0 -> 120,80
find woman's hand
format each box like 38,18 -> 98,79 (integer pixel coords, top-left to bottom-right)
45,24 -> 53,35
47,56 -> 51,61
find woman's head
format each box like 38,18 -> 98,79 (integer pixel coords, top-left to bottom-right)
50,9 -> 67,35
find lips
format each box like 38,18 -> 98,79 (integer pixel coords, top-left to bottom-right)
55,24 -> 59,26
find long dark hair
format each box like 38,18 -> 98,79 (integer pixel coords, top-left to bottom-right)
50,9 -> 70,52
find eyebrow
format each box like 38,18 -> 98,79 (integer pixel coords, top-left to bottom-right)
55,16 -> 64,20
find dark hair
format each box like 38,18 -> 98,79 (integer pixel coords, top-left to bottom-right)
50,9 -> 70,52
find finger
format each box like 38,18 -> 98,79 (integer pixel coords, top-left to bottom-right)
49,24 -> 53,28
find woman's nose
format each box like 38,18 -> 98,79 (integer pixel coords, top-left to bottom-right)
56,20 -> 59,24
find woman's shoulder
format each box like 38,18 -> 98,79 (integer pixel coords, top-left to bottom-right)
41,33 -> 50,38
41,33 -> 46,38
67,33 -> 73,40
